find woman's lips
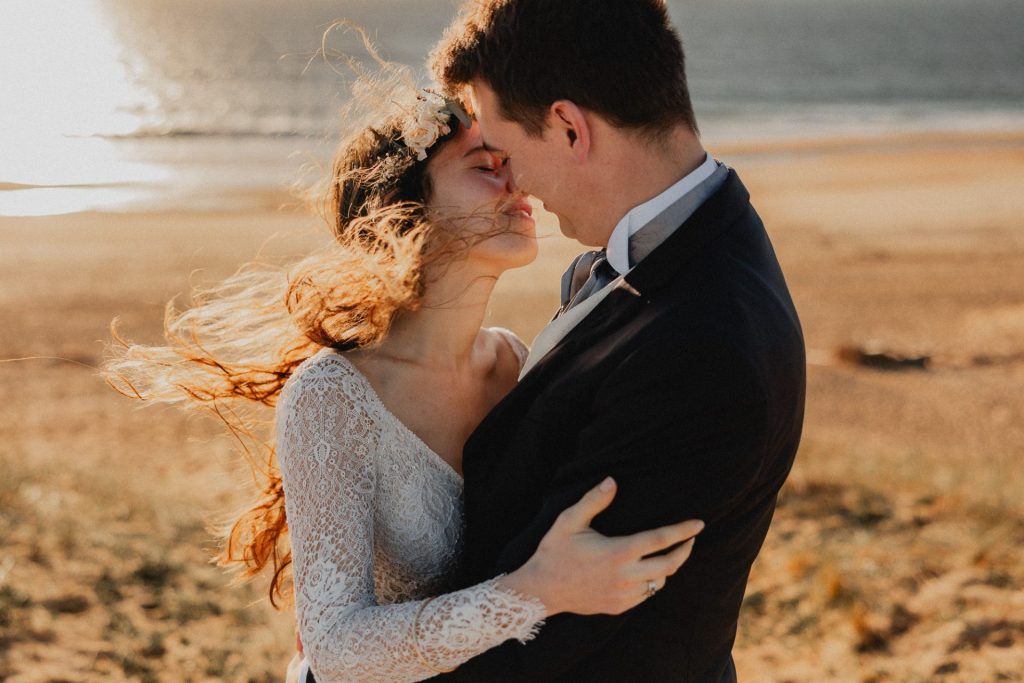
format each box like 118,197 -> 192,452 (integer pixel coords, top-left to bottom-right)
503,200 -> 534,219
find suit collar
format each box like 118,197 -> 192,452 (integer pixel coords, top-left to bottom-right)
517,169 -> 750,385
606,153 -> 720,274
624,169 -> 750,295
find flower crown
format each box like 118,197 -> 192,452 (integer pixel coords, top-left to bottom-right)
398,90 -> 473,161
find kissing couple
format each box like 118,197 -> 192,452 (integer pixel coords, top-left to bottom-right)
109,1 -> 805,681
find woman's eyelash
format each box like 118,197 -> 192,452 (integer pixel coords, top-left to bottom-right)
473,154 -> 506,173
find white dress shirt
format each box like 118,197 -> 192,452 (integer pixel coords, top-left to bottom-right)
605,153 -> 718,275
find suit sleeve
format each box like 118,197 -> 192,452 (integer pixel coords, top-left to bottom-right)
428,336 -> 769,682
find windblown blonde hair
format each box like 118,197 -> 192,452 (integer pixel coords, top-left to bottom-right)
105,53 -> 469,606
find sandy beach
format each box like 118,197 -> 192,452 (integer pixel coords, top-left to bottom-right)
2,130 -> 1023,681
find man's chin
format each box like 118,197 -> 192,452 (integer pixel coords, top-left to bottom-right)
553,214 -> 577,240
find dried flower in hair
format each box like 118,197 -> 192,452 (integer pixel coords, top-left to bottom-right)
398,91 -> 473,161
401,98 -> 451,161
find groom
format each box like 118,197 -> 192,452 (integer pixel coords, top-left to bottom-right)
429,1 -> 805,681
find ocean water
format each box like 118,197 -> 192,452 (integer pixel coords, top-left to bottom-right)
2,0 -> 1023,214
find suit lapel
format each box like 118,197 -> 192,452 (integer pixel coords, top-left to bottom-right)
463,281 -> 646,464
520,271 -> 634,378
518,279 -> 645,389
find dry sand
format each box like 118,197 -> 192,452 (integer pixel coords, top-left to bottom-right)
1,131 -> 1022,682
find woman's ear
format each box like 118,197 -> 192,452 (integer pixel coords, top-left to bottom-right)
548,100 -> 591,162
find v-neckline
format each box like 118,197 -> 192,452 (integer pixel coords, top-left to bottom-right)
328,351 -> 464,483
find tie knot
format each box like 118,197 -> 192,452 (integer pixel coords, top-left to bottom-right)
558,250 -> 618,314
590,253 -> 617,281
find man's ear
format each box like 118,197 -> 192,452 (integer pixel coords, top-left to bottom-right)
548,100 -> 591,162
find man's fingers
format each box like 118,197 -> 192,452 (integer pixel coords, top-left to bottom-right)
556,477 -> 617,531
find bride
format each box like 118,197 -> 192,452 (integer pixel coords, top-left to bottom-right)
106,72 -> 703,683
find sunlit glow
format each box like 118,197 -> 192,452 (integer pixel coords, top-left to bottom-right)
0,0 -> 163,215
0,185 -> 163,217
1,135 -> 170,188
0,0 -> 149,141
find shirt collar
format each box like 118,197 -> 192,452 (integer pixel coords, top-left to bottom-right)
606,153 -> 717,275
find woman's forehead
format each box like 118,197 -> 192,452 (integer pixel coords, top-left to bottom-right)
452,121 -> 484,152
432,121 -> 487,167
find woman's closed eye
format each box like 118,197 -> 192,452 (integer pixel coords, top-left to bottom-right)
470,150 -> 507,175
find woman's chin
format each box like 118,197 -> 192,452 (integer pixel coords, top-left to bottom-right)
512,215 -> 537,238
510,232 -> 540,267
479,233 -> 539,270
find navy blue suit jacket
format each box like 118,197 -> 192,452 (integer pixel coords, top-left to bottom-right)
430,169 -> 806,682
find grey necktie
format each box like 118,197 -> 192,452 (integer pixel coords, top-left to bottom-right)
557,250 -> 619,316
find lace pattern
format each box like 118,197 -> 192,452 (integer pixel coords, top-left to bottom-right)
276,329 -> 543,682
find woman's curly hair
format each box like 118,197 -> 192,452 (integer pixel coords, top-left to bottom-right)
104,54 -> 465,606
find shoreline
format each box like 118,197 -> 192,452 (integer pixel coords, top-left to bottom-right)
712,126 -> 1024,158
3,125 -> 1023,218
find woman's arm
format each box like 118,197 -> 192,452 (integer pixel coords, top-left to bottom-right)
277,354 -> 702,682
277,355 -> 545,683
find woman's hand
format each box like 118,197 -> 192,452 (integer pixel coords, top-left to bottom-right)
497,477 -> 704,617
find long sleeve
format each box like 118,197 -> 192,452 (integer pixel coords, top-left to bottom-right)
276,353 -> 546,683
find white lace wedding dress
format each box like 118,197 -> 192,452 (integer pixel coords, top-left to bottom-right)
276,329 -> 546,683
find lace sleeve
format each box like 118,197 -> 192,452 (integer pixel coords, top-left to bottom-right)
276,354 -> 546,683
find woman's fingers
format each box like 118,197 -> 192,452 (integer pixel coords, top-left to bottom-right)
554,477 -> 617,532
626,537 -> 697,581
624,576 -> 667,610
644,577 -> 667,596
619,518 -> 704,558
660,536 -> 698,571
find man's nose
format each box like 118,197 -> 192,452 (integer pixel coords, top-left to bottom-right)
503,161 -> 521,194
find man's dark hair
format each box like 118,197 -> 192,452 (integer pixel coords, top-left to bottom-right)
431,0 -> 698,138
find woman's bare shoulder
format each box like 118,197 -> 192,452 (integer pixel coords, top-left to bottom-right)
485,327 -> 529,374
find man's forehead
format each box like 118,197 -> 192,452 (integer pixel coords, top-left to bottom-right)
463,83 -> 507,155
463,83 -> 480,111
465,79 -> 497,114
480,140 -> 505,154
